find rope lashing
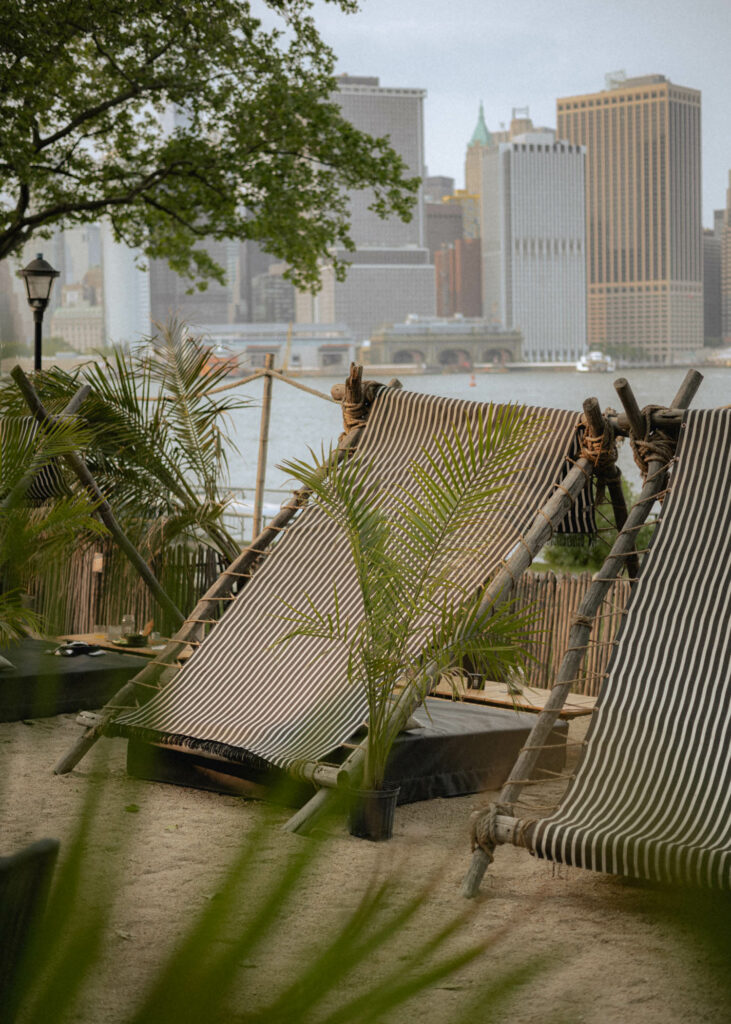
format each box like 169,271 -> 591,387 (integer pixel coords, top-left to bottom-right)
470,803 -> 538,854
470,802 -> 512,855
514,817 -> 539,849
334,363 -> 382,439
563,454 -> 594,483
578,410 -> 618,506
630,405 -> 676,483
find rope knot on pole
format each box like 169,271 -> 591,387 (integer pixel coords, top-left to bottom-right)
572,612 -> 596,630
579,409 -> 619,506
630,405 -> 676,483
469,802 -> 511,855
333,363 -> 382,440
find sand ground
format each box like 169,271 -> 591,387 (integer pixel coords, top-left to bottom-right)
2,712 -> 730,1023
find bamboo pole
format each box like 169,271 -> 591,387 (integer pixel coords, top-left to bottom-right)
267,368 -> 336,403
461,370 -> 703,897
54,424 -> 366,775
253,353 -> 274,538
206,368 -> 336,403
12,367 -> 185,630
283,403 -> 607,835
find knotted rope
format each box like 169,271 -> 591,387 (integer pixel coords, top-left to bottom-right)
578,410 -> 618,507
470,802 -> 539,856
470,802 -> 511,855
333,364 -> 395,440
333,363 -> 385,441
630,405 -> 676,483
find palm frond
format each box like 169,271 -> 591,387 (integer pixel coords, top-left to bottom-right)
278,401 -> 546,787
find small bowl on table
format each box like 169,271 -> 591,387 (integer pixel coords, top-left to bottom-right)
122,633 -> 147,647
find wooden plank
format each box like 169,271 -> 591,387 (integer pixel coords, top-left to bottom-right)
432,677 -> 595,718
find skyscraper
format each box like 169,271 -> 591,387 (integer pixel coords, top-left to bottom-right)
102,222 -> 150,345
703,217 -> 723,345
296,76 -> 435,342
464,102 -> 494,203
557,74 -> 702,362
723,172 -> 731,345
480,130 -> 587,362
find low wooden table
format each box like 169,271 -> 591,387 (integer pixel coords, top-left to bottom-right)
0,638 -> 148,721
432,676 -> 596,719
58,633 -> 193,661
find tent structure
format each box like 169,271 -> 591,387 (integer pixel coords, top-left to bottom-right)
461,372 -> 731,894
56,370 -> 621,830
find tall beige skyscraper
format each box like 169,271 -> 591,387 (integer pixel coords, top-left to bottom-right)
557,74 -> 702,362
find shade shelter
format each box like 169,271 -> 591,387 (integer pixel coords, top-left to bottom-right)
56,372 -> 617,829
462,375 -> 731,893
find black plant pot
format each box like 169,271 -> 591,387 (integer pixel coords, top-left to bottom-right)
347,783 -> 400,842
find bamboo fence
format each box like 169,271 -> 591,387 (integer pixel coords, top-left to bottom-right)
31,543 -> 628,697
30,538 -> 224,638
512,571 -> 630,695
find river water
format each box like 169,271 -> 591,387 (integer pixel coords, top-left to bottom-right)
224,366 -> 730,497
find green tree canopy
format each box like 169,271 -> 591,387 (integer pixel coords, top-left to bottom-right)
0,0 -> 418,289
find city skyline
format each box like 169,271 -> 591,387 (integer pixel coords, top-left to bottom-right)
308,0 -> 730,225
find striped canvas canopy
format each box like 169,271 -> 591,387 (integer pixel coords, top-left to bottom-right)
532,408 -> 731,888
113,388 -> 593,771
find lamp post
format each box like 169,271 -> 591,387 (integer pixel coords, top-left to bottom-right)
18,253 -> 60,372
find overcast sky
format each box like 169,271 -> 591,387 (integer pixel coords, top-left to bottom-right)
311,0 -> 730,225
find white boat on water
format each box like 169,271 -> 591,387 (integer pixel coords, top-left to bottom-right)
576,351 -> 616,373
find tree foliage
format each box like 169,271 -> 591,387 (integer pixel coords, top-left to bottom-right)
0,0 -> 419,289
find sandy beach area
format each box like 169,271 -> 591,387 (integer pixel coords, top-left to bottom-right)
2,712 -> 729,1023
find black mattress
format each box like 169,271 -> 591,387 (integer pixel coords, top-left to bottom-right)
0,639 -> 147,722
127,697 -> 568,807
387,698 -> 567,804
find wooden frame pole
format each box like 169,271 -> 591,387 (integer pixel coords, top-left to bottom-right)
253,353 -> 274,538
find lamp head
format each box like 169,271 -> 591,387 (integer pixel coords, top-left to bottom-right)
18,253 -> 60,311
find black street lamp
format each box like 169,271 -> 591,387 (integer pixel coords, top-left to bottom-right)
18,253 -> 60,372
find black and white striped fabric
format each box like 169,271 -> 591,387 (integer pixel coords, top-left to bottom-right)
113,388 -> 591,770
532,408 -> 731,888
0,416 -> 68,503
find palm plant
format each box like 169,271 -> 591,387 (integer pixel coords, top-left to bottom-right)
0,322 -> 249,631
1,321 -> 246,559
278,404 -> 543,792
0,414 -> 105,643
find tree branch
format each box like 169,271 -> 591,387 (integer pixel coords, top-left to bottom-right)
141,195 -> 209,236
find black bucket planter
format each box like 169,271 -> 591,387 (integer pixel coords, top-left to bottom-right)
347,783 -> 400,842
